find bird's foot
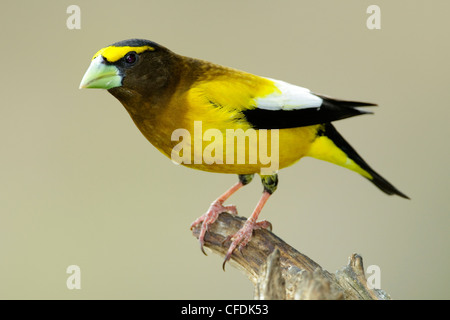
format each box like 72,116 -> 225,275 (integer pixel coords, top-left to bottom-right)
190,200 -> 237,255
222,219 -> 272,270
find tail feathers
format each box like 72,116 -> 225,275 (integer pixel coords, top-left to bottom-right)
315,94 -> 378,108
314,95 -> 377,123
309,123 -> 409,199
365,169 -> 410,199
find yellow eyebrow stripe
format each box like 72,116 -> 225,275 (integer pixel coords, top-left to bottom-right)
92,45 -> 155,62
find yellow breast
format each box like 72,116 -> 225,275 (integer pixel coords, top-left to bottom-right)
123,66 -> 319,175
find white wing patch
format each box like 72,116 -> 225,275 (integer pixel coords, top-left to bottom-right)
255,78 -> 323,111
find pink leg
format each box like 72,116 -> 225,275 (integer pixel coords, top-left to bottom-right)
222,191 -> 272,270
190,181 -> 244,254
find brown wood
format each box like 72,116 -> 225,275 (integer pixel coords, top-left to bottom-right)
192,213 -> 391,300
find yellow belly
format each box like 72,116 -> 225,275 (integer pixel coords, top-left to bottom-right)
135,111 -> 318,174
175,125 -> 318,174
122,85 -> 319,175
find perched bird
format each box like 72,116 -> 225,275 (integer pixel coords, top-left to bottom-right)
80,39 -> 408,268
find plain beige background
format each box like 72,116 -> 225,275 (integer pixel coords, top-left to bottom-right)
0,0 -> 448,299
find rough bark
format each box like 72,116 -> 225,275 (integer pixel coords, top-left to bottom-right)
192,213 -> 391,300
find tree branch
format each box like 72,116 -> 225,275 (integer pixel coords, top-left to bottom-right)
191,213 -> 391,300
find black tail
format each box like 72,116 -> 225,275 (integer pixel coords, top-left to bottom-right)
323,123 -> 409,199
316,94 -> 378,108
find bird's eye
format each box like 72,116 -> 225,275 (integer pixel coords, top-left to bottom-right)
124,52 -> 138,65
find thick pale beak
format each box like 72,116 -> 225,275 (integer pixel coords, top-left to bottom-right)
79,56 -> 122,89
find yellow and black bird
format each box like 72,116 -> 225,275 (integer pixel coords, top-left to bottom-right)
80,39 -> 408,267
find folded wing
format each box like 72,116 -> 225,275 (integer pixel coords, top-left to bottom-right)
243,78 -> 377,129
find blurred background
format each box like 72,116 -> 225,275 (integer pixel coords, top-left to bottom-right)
0,0 -> 448,299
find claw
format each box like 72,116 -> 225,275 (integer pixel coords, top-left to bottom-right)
222,259 -> 228,271
221,218 -> 272,270
222,241 -> 238,271
200,239 -> 207,256
191,181 -> 245,257
191,200 -> 238,256
220,190 -> 273,270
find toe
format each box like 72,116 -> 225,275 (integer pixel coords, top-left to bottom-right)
254,220 -> 272,231
193,200 -> 238,256
223,204 -> 238,215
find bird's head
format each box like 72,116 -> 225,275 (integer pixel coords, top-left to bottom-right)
79,39 -> 175,98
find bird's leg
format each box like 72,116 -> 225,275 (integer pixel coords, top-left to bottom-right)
223,174 -> 278,269
191,174 -> 254,254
